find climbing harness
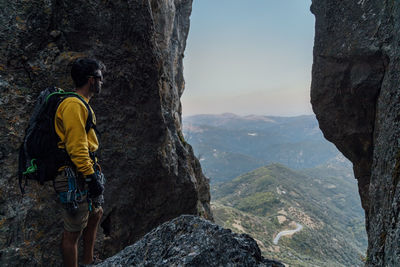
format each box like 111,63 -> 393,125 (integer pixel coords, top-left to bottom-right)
58,167 -> 87,215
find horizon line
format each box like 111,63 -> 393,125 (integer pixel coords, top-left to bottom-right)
182,112 -> 316,118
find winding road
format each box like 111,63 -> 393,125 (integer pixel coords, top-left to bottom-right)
273,223 -> 303,245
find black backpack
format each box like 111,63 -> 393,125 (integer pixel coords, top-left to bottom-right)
18,87 -> 96,195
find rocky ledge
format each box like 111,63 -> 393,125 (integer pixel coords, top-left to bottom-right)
97,215 -> 283,267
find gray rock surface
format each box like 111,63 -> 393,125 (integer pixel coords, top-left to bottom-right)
311,0 -> 400,265
0,0 -> 212,265
97,215 -> 284,267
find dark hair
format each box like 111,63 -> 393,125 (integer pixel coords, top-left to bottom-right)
71,58 -> 105,87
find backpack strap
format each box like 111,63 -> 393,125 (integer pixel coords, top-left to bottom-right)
69,94 -> 101,142
59,93 -> 101,164
45,89 -> 95,134
60,93 -> 95,134
55,92 -> 100,136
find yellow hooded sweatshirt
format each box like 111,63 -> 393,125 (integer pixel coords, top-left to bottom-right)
54,94 -> 99,175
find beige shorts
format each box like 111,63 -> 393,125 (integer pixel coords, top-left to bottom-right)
54,170 -> 101,232
62,199 -> 101,232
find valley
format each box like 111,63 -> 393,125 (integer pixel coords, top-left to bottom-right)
184,114 -> 367,267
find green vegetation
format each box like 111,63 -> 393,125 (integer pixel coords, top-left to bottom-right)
236,191 -> 281,216
212,163 -> 367,267
184,114 -> 366,266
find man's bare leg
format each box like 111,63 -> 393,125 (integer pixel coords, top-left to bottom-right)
82,207 -> 103,264
62,230 -> 82,267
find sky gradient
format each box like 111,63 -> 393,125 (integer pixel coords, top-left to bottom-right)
181,0 -> 315,117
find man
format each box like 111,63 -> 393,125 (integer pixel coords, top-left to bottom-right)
53,58 -> 105,267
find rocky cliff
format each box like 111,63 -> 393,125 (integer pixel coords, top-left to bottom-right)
311,0 -> 400,265
0,0 -> 212,265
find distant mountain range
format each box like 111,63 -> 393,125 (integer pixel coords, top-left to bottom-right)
212,163 -> 366,267
183,113 -> 346,183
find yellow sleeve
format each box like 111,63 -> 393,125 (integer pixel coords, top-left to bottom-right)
55,98 -> 95,175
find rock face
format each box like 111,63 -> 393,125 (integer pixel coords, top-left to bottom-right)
97,215 -> 284,267
311,0 -> 400,265
0,0 -> 212,265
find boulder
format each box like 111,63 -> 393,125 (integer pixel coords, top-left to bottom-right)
97,215 -> 284,267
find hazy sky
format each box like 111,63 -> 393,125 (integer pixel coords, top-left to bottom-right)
181,0 -> 315,117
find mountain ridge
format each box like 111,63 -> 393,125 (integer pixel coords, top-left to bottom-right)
183,113 -> 345,183
212,163 -> 366,267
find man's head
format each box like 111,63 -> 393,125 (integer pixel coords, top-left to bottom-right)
71,58 -> 105,95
